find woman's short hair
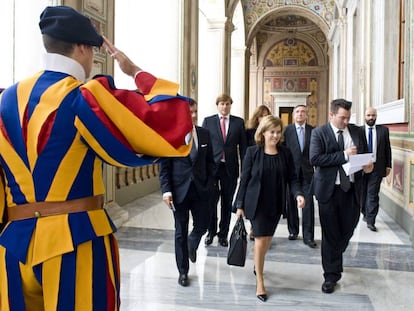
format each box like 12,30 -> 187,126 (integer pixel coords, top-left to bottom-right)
254,115 -> 283,146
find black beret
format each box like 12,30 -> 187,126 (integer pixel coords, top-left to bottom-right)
39,6 -> 103,47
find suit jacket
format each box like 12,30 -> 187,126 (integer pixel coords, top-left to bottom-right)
233,145 -> 303,219
361,125 -> 392,177
310,123 -> 368,204
202,114 -> 247,178
245,128 -> 256,147
159,126 -> 215,204
283,123 -> 314,182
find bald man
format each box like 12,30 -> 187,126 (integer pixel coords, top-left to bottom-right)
361,107 -> 392,231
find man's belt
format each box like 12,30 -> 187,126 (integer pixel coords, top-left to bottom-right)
7,195 -> 104,221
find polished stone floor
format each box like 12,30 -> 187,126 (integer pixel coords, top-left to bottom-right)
115,192 -> 414,310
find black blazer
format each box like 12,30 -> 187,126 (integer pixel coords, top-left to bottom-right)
159,126 -> 215,204
202,114 -> 247,178
245,128 -> 256,147
233,145 -> 303,219
283,123 -> 314,183
310,123 -> 368,204
361,125 -> 392,177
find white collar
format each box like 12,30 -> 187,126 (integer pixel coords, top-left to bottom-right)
42,53 -> 86,82
218,114 -> 229,119
330,122 -> 348,134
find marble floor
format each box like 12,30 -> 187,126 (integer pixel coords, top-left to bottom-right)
115,192 -> 414,311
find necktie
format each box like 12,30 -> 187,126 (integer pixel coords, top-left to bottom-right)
221,116 -> 227,142
221,116 -> 226,161
368,127 -> 373,153
190,138 -> 197,161
337,130 -> 351,192
189,129 -> 197,161
298,126 -> 304,152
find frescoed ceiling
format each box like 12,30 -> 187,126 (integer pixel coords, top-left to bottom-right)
241,0 -> 336,37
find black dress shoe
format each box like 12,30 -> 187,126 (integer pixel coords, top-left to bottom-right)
188,244 -> 196,263
288,233 -> 297,240
218,238 -> 228,247
178,274 -> 189,287
256,294 -> 267,302
367,224 -> 377,232
321,281 -> 336,293
304,240 -> 317,248
204,234 -> 215,246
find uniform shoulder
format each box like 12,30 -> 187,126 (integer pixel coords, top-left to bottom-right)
195,125 -> 208,134
306,123 -> 315,130
285,123 -> 295,129
230,115 -> 245,122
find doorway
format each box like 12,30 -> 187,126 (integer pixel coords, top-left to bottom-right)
279,107 -> 294,125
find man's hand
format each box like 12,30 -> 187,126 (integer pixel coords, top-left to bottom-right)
162,195 -> 175,211
345,146 -> 357,157
363,161 -> 374,173
102,36 -> 141,77
296,195 -> 305,209
386,167 -> 391,176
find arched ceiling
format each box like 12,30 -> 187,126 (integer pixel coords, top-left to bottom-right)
256,13 -> 328,66
240,0 -> 336,37
225,1 -> 337,66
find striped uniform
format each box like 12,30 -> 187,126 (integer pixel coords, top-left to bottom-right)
0,68 -> 192,310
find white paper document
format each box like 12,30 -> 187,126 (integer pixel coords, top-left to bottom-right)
342,153 -> 374,176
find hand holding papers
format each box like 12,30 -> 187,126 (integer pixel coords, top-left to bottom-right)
342,153 -> 374,176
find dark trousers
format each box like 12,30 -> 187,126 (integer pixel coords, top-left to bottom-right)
318,185 -> 360,282
362,170 -> 382,225
208,163 -> 237,239
287,179 -> 315,241
174,184 -> 210,274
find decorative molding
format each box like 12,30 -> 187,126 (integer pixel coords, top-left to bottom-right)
376,99 -> 407,124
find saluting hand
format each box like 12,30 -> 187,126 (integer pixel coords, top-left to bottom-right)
103,36 -> 141,78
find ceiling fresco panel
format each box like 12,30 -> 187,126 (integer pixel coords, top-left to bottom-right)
242,0 -> 335,37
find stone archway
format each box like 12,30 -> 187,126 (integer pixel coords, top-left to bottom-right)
244,5 -> 332,126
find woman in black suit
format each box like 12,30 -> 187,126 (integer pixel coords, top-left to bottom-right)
245,105 -> 271,240
234,115 -> 305,302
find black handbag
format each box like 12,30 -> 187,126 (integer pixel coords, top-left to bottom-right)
227,216 -> 247,267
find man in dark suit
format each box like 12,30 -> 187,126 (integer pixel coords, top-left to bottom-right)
310,99 -> 373,294
202,94 -> 247,247
283,104 -> 316,248
361,107 -> 392,231
159,99 -> 215,287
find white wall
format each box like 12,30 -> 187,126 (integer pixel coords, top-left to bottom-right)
230,1 -> 245,119
114,0 -> 181,90
198,0 -> 245,124
0,0 -> 52,88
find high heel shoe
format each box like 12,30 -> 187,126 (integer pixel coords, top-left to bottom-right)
256,293 -> 267,302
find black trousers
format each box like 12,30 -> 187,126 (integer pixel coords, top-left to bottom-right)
318,185 -> 360,282
362,170 -> 382,225
287,178 -> 315,241
207,162 -> 237,239
174,183 -> 210,274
